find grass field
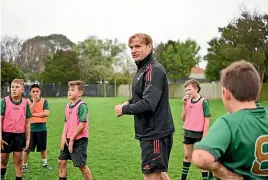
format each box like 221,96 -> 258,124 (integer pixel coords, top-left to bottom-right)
5,97 -> 268,180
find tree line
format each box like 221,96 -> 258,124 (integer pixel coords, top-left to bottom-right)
1,9 -> 268,93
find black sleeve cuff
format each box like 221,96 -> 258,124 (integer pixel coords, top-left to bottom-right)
128,99 -> 132,104
122,105 -> 130,114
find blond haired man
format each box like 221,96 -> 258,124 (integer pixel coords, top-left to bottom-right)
115,33 -> 175,180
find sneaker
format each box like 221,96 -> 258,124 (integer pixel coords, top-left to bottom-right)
23,166 -> 28,173
43,164 -> 53,170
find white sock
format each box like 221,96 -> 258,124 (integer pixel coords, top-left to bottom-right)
42,159 -> 48,165
23,163 -> 28,167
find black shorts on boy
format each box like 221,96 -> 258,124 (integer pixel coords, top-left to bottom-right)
58,138 -> 88,167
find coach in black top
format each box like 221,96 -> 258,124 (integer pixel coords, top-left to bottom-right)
114,33 -> 175,180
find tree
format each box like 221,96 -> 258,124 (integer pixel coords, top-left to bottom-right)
156,39 -> 201,83
73,36 -> 125,97
100,39 -> 125,97
19,34 -> 74,73
1,35 -> 24,65
1,61 -> 25,89
114,51 -> 137,97
73,36 -> 103,83
153,42 -> 165,62
205,10 -> 268,84
41,50 -> 80,85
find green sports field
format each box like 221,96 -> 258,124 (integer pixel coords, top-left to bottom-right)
5,97 -> 268,180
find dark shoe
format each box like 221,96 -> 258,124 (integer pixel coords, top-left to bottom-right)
43,164 -> 53,170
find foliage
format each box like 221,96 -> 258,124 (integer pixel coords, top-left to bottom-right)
205,10 -> 268,83
1,61 -> 25,87
41,50 -> 80,85
155,39 -> 201,83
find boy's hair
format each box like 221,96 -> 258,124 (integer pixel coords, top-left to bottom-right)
30,84 -> 41,91
128,33 -> 153,47
220,60 -> 260,101
12,79 -> 24,86
184,79 -> 201,93
68,80 -> 84,92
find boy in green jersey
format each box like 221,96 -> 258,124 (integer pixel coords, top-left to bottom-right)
192,60 -> 268,179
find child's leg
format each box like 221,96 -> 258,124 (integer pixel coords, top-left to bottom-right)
41,150 -> 47,159
23,151 -> 30,164
195,137 -> 209,180
22,151 -> 30,173
180,137 -> 194,180
70,138 -> 90,179
161,172 -> 170,180
13,152 -> 23,179
1,153 -> 9,180
79,165 -> 92,180
40,147 -> 52,169
58,160 -> 68,178
143,173 -> 162,180
37,131 -> 52,169
58,140 -> 70,180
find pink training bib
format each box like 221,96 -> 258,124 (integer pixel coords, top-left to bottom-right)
3,96 -> 27,133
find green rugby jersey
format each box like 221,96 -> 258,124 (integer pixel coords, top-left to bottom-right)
195,106 -> 268,179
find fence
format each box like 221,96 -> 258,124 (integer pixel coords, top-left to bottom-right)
1,82 -> 268,100
1,84 -> 115,98
40,84 -> 115,97
260,83 -> 268,100
117,82 -> 268,100
118,82 -> 222,99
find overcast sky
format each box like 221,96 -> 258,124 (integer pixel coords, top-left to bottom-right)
1,0 -> 267,68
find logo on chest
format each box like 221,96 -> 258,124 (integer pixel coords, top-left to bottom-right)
137,74 -> 143,81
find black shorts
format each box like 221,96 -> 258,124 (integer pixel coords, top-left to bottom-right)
58,138 -> 88,167
27,131 -> 47,152
140,134 -> 173,174
1,132 -> 26,153
183,136 -> 202,144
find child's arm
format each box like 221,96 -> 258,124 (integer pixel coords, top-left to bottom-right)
203,117 -> 210,137
0,99 -> 8,147
60,122 -> 67,150
70,103 -> 88,141
61,122 -> 67,139
24,102 -> 32,150
31,99 -> 50,117
1,99 -> 5,138
192,149 -> 243,179
202,99 -> 211,138
193,117 -> 243,179
24,118 -> 30,149
1,116 -> 3,140
68,122 -> 86,153
32,110 -> 49,117
70,122 -> 86,141
28,99 -> 37,112
181,99 -> 187,121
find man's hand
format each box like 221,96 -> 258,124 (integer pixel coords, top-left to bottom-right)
68,139 -> 74,153
1,140 -> 8,150
114,104 -> 123,117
